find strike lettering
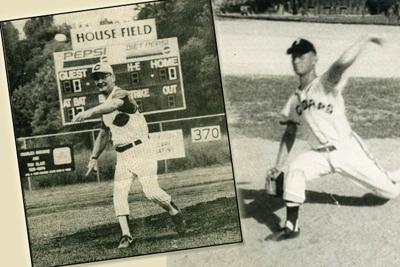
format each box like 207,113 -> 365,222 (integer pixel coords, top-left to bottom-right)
131,89 -> 150,99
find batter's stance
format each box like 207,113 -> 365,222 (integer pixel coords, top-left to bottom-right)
73,62 -> 186,249
265,35 -> 400,241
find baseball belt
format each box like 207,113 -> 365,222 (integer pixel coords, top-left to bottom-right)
313,145 -> 336,152
115,139 -> 143,153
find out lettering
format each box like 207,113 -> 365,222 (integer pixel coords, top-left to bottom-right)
162,85 -> 177,94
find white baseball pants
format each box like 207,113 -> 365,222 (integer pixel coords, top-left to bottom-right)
284,133 -> 400,203
113,140 -> 171,216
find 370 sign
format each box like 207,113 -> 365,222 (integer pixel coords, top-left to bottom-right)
191,125 -> 221,143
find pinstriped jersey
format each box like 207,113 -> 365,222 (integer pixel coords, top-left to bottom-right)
102,86 -> 148,146
280,76 -> 352,149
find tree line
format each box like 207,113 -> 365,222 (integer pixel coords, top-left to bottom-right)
218,0 -> 399,15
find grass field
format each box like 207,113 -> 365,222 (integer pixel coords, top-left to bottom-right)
223,75 -> 400,140
24,164 -> 241,267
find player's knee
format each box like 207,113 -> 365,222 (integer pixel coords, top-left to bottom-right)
283,169 -> 307,203
113,195 -> 129,216
114,179 -> 129,191
286,167 -> 307,186
143,188 -> 171,204
142,185 -> 159,201
376,189 -> 400,200
143,190 -> 157,201
113,193 -> 127,207
373,182 -> 400,199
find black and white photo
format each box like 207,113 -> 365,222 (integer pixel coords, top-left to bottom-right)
169,2 -> 400,266
1,1 -> 242,266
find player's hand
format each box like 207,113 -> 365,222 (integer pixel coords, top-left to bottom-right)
86,158 -> 98,176
72,110 -> 92,122
266,167 -> 280,178
265,167 -> 284,197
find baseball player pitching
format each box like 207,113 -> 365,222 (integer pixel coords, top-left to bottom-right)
73,62 -> 186,249
265,35 -> 400,241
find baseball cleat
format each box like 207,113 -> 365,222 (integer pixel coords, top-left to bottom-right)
171,210 -> 186,236
265,227 -> 300,242
118,235 -> 133,249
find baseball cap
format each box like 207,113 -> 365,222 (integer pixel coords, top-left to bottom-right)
287,38 -> 316,55
90,62 -> 114,79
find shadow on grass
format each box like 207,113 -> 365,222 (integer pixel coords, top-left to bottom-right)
237,188 -> 389,232
33,197 -> 242,267
27,178 -> 234,217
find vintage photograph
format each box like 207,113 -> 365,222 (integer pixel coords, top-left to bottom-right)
169,1 -> 400,266
1,0 -> 242,266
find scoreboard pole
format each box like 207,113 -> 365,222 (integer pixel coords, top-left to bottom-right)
27,175 -> 33,193
21,139 -> 33,193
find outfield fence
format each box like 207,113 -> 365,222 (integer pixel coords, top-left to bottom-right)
17,113 -> 232,191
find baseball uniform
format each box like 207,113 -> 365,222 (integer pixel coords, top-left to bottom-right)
102,86 -> 172,216
281,76 -> 400,203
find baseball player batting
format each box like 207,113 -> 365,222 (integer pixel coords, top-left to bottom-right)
265,35 -> 400,241
73,62 -> 186,249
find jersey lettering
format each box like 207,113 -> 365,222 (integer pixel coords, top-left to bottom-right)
295,98 -> 333,116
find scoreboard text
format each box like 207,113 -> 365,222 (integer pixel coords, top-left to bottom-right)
54,38 -> 186,125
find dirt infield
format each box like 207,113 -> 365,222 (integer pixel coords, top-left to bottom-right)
24,165 -> 241,267
168,136 -> 400,267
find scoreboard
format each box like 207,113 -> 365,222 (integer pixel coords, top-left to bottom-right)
53,37 -> 186,125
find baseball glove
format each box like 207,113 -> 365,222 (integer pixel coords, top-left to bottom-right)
265,168 -> 284,197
